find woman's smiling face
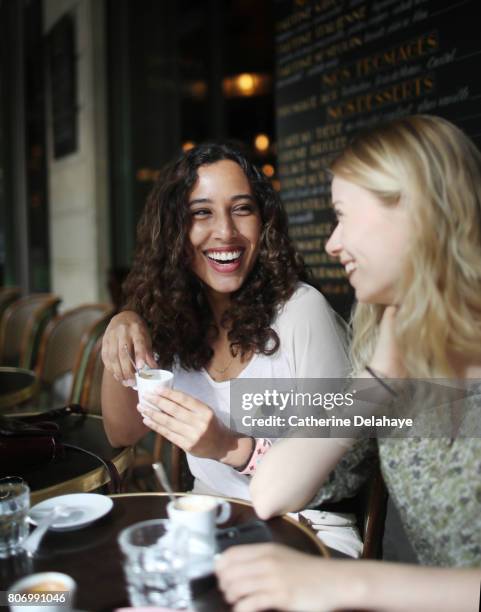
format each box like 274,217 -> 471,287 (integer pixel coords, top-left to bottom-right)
325,175 -> 411,305
188,159 -> 262,299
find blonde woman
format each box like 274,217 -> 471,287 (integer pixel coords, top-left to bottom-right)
216,115 -> 481,612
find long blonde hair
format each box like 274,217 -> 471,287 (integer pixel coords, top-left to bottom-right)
330,115 -> 481,377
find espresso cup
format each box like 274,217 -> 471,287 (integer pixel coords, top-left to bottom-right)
7,572 -> 76,612
167,495 -> 231,565
135,368 -> 174,403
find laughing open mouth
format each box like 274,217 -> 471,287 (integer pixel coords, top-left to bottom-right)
205,249 -> 244,264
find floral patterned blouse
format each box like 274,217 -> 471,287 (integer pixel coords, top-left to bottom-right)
379,433 -> 481,566
310,382 -> 481,565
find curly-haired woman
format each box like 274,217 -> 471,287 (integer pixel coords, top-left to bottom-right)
101,142 -> 373,540
216,116 -> 481,611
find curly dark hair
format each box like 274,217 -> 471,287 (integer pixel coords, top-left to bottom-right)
123,142 -> 309,370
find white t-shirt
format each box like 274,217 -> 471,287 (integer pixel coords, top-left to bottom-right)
173,283 -> 350,500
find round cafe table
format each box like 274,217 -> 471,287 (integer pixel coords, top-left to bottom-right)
0,492 -> 328,612
0,367 -> 39,411
1,413 -> 132,504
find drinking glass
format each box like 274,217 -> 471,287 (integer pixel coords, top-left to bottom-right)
0,481 -> 30,558
118,519 -> 190,609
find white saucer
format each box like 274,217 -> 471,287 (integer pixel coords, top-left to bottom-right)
29,493 -> 113,532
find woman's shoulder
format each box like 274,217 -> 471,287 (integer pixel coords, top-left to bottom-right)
285,281 -> 327,305
274,282 -> 350,376
275,282 -> 349,343
278,282 -> 340,322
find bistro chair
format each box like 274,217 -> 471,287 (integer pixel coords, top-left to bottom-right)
151,436 -> 193,492
35,304 -> 112,407
314,460 -> 389,559
76,337 -> 104,414
126,435 -> 192,494
0,287 -> 21,322
358,463 -> 389,559
69,312 -> 114,409
0,294 -> 61,369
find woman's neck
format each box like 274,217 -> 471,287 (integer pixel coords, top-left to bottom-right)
449,352 -> 481,379
459,363 -> 481,379
206,291 -> 231,327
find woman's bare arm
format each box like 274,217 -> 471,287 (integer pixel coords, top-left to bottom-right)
100,310 -> 156,447
217,544 -> 481,612
250,437 -> 354,519
101,369 -> 149,447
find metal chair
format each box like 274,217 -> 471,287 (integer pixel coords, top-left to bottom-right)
0,287 -> 21,322
315,460 -> 389,559
69,312 -> 114,409
76,337 -> 104,414
0,294 -> 61,369
35,304 -> 113,408
358,463 -> 389,559
150,436 -> 193,492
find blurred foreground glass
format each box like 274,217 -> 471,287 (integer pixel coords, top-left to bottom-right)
118,519 -> 191,609
0,481 -> 30,558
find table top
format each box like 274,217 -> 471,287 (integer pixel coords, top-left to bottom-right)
1,413 -> 132,504
0,492 -> 328,612
0,367 -> 39,410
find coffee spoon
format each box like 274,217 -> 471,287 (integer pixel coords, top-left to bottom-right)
152,462 -> 177,503
123,344 -> 140,375
23,505 -> 74,555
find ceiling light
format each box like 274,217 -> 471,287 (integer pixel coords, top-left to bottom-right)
254,134 -> 270,153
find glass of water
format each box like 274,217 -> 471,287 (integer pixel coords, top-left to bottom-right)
118,519 -> 191,609
0,481 -> 30,558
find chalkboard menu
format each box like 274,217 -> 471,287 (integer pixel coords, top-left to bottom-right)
275,0 -> 481,314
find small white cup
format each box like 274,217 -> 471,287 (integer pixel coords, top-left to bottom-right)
167,495 -> 231,576
135,368 -> 174,404
7,571 -> 76,612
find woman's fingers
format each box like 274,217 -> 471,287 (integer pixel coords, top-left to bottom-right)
216,544 -> 278,589
101,312 -> 156,384
218,543 -> 276,566
138,401 -> 201,452
216,545 -> 286,612
142,393 -> 193,425
102,319 -> 136,380
129,322 -> 157,369
141,414 -> 186,448
137,398 -> 201,454
233,592 -> 280,612
219,564 -> 274,602
102,334 -> 125,381
156,387 -> 208,414
138,401 -> 193,437
138,389 -> 226,457
116,332 -> 137,382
